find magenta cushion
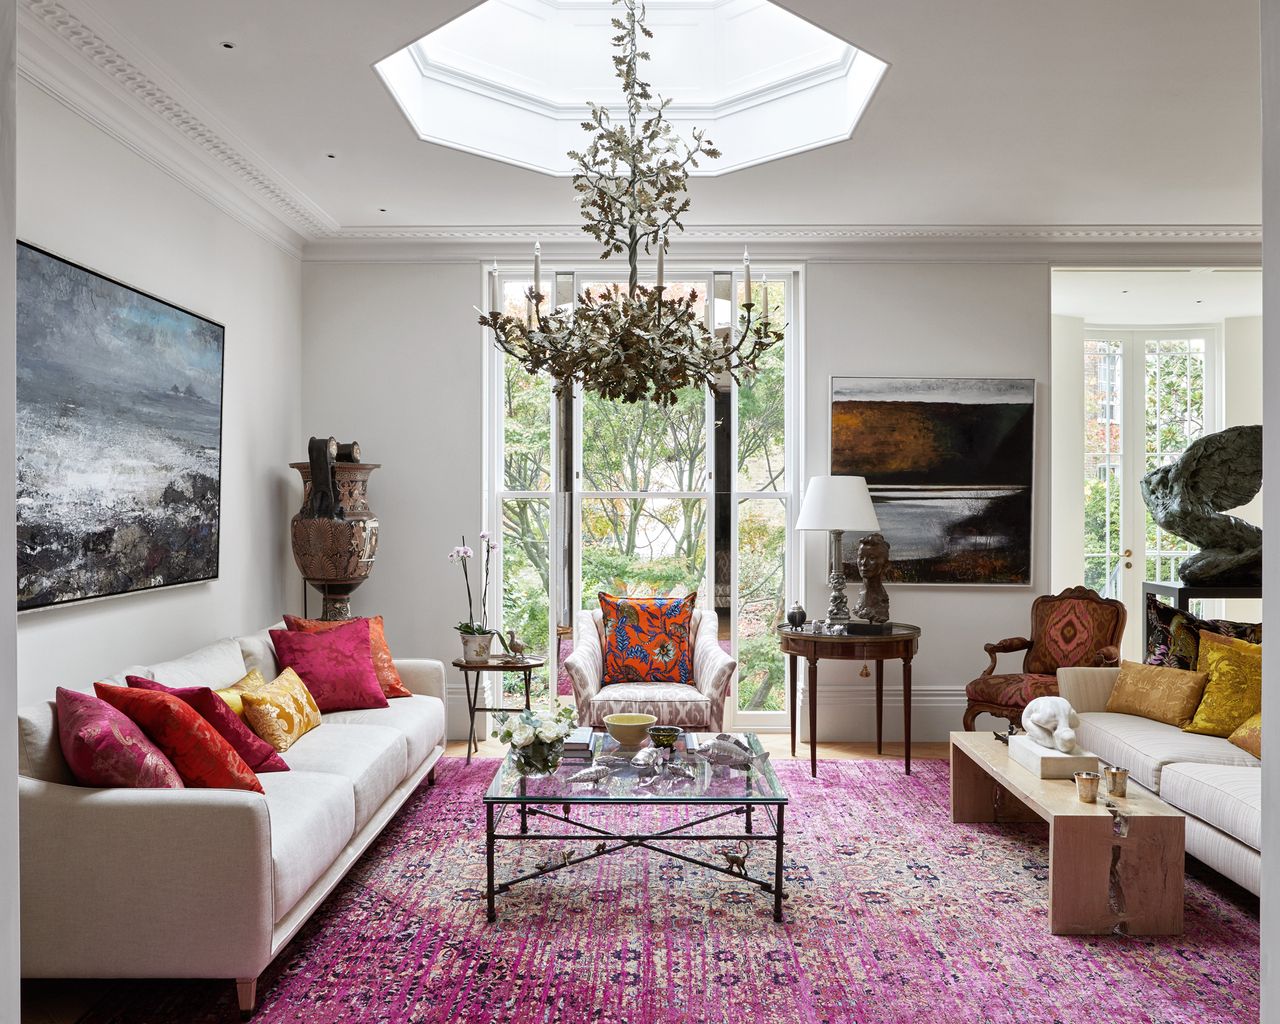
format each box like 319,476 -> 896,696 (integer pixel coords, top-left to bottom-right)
55,686 -> 183,789
269,619 -> 389,713
126,677 -> 289,773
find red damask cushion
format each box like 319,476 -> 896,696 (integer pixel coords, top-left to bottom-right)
599,592 -> 696,684
270,618 -> 389,713
56,687 -> 184,789
126,677 -> 289,773
1026,594 -> 1123,675
93,684 -> 263,792
282,614 -> 412,698
965,673 -> 1058,708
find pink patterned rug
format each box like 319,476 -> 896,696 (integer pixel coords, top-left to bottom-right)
77,758 -> 1258,1024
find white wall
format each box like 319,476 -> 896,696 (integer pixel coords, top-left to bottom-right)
301,261 -> 484,739
14,82 -> 303,706
1049,314 -> 1085,593
1222,315 -> 1263,622
800,262 -> 1051,740
0,2 -> 20,1016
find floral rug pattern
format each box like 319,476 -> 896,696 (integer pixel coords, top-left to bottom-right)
79,758 -> 1258,1024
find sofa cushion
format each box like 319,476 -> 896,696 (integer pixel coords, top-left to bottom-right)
965,673 -> 1057,707
148,639 -> 247,689
284,615 -> 412,699
587,683 -> 709,727
235,669 -> 322,753
324,695 -> 445,775
280,724 -> 407,831
270,621 -> 389,713
56,687 -> 183,789
259,770 -> 355,922
1076,711 -> 1261,792
1160,762 -> 1261,851
18,701 -> 74,784
237,623 -> 284,680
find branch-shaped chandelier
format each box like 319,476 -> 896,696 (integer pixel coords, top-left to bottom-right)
478,0 -> 785,407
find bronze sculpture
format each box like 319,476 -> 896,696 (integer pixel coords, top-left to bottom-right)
1141,424 -> 1262,585
853,532 -> 891,624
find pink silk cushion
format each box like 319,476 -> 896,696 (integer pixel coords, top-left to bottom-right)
269,618 -> 389,713
126,677 -> 289,773
56,687 -> 184,789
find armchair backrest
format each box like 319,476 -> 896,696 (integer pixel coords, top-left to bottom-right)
1024,586 -> 1127,675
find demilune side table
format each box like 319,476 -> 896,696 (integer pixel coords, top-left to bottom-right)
451,656 -> 547,764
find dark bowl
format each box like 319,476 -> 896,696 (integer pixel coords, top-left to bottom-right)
647,725 -> 681,749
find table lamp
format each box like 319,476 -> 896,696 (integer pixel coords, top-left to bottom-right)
796,475 -> 881,626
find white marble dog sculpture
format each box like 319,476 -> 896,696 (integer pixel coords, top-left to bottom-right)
1021,696 -> 1083,754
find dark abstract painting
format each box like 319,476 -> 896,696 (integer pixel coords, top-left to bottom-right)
831,376 -> 1034,586
16,243 -> 224,610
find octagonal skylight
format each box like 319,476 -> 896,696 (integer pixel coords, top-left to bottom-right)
375,0 -> 887,175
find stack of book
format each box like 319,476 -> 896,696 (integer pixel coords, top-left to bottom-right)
562,726 -> 595,760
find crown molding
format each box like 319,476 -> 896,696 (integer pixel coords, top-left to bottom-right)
303,223 -> 1263,265
17,0 -> 334,258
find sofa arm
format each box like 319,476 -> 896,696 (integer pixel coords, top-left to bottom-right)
564,644 -> 602,723
19,777 -> 273,980
395,658 -> 447,702
1056,667 -> 1120,714
694,644 -> 736,733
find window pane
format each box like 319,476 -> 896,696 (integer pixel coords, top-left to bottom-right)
502,356 -> 551,492
580,497 -> 706,603
1083,339 -> 1122,598
737,278 -> 786,492
579,281 -> 707,492
736,498 -> 786,712
501,498 -> 551,705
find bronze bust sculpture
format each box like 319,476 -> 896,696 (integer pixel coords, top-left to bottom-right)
853,532 -> 891,624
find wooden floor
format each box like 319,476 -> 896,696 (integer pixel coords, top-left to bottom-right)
22,735 -> 947,1024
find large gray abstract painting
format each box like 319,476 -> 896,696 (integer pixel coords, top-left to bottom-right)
16,243 -> 224,610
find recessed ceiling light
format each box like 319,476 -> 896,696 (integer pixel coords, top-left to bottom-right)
1196,299 -> 1203,303
1121,289 -> 1128,294
220,41 -> 235,49
326,153 -> 336,159
379,208 -> 388,213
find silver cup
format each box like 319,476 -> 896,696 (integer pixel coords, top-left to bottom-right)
1074,771 -> 1101,803
1104,766 -> 1129,798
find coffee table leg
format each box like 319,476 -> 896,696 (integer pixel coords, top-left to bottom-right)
788,654 -> 798,757
485,803 -> 496,923
807,658 -> 818,778
949,741 -> 998,823
520,803 -> 528,835
774,804 -> 785,922
745,804 -> 753,834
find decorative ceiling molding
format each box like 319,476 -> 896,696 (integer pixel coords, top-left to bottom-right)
18,0 -> 335,250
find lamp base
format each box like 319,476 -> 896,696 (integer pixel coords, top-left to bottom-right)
825,528 -> 851,623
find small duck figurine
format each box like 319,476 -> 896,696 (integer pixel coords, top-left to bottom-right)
504,631 -> 530,662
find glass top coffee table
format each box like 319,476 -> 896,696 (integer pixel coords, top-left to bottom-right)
482,732 -> 789,922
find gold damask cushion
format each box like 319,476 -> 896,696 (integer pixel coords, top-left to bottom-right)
235,668 -> 322,752
1227,711 -> 1262,759
1104,660 -> 1208,728
1185,631 -> 1263,737
214,669 -> 263,718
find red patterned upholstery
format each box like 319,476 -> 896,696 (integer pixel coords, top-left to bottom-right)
963,586 -> 1126,730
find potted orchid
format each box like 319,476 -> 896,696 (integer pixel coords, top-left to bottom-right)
492,704 -> 577,778
450,532 -> 508,663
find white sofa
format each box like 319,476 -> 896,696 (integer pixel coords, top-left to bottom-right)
16,624 -> 447,1016
1058,666 -> 1261,895
564,608 -> 736,731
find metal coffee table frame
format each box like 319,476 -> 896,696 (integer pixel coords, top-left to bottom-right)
483,735 -> 788,922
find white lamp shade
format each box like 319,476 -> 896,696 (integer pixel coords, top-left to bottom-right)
795,475 -> 880,532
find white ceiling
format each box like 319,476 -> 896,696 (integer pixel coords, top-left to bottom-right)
27,0 -> 1263,234
1051,268 -> 1263,324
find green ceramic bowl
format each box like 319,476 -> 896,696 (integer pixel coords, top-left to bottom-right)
647,725 -> 681,749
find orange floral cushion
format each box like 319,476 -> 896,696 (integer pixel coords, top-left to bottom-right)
283,614 -> 412,698
93,684 -> 263,792
599,592 -> 696,684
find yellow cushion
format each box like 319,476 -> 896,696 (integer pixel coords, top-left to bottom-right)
214,669 -> 265,718
1104,660 -> 1208,728
236,668 -> 322,753
1227,711 -> 1262,759
1184,631 -> 1263,737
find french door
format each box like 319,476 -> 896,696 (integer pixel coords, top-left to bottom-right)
1081,326 -> 1219,656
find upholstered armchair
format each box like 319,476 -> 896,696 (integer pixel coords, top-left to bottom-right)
963,585 -> 1126,730
563,608 -> 736,731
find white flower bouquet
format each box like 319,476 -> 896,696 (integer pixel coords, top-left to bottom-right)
492,704 -> 577,777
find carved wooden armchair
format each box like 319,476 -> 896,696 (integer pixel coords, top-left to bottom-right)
963,586 -> 1126,730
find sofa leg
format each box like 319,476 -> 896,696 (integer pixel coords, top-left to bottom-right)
236,977 -> 258,1019
427,766 -> 437,786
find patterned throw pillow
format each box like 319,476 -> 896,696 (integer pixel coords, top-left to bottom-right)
1228,711 -> 1262,760
1104,660 -> 1208,728
1144,594 -> 1261,669
283,614 -> 412,698
1184,631 -> 1263,737
93,684 -> 263,792
56,687 -> 183,789
270,619 -> 389,713
126,677 -> 289,773
599,592 -> 696,684
235,668 -> 323,753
